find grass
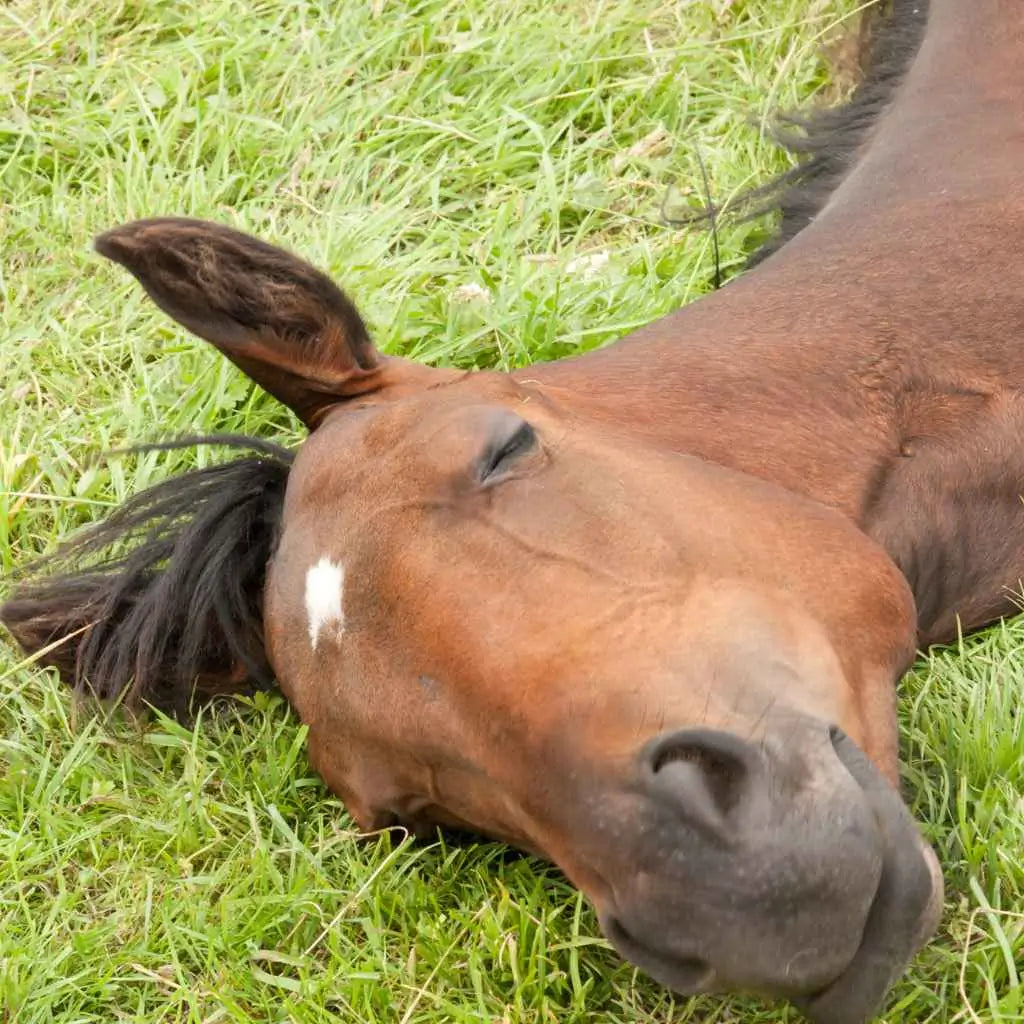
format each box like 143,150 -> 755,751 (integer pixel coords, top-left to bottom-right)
1,0 -> 1021,1021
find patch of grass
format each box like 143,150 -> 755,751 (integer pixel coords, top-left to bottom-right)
1,0 -> 1021,1021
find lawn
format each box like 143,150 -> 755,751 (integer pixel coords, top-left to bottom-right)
1,0 -> 1021,1021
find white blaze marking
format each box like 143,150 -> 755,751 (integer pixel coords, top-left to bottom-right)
305,558 -> 345,650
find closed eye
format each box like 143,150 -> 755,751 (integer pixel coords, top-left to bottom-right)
476,418 -> 537,484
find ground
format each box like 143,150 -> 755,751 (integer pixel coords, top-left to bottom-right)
1,0 -> 1021,1021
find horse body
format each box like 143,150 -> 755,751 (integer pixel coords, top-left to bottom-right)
3,3 -> 1021,1023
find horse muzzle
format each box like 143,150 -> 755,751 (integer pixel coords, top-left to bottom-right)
583,722 -> 941,1023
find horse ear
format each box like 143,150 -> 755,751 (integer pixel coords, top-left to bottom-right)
95,218 -> 386,428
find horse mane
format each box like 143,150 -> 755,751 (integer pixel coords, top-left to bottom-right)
742,0 -> 930,265
0,436 -> 292,719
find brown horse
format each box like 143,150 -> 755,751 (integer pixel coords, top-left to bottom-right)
4,0 -> 1022,1020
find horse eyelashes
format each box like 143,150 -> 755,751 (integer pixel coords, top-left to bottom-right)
477,420 -> 537,484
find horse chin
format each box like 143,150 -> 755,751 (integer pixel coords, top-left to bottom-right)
795,735 -> 944,1024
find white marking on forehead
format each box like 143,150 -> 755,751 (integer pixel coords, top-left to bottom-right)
305,557 -> 345,651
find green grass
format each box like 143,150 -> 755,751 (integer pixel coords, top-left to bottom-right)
1,0 -> 1021,1021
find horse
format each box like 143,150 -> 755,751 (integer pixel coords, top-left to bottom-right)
4,1 -> 1022,1020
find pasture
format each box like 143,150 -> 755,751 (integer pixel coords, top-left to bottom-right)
1,0 -> 1021,1020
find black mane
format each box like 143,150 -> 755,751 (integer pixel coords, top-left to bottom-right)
745,0 -> 930,264
0,436 -> 292,719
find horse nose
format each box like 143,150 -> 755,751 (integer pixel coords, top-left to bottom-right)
641,728 -> 764,842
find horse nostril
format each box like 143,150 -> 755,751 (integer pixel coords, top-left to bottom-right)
644,729 -> 758,838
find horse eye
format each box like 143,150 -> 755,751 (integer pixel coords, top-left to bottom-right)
476,419 -> 537,483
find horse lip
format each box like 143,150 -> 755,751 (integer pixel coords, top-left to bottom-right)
794,730 -> 944,1024
601,913 -> 718,996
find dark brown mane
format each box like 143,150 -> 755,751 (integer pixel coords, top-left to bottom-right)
746,0 -> 930,264
1,436 -> 292,719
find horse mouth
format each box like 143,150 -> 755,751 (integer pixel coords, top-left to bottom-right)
602,914 -> 719,995
794,732 -> 944,1024
611,836 -> 940,1024
795,839 -> 942,1024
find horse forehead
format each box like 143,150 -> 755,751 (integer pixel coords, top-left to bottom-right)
297,395 -> 456,473
291,387 -> 552,502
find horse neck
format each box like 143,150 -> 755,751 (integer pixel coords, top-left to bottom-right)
822,0 -> 1024,215
523,0 -> 1024,522
521,272 -> 896,521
